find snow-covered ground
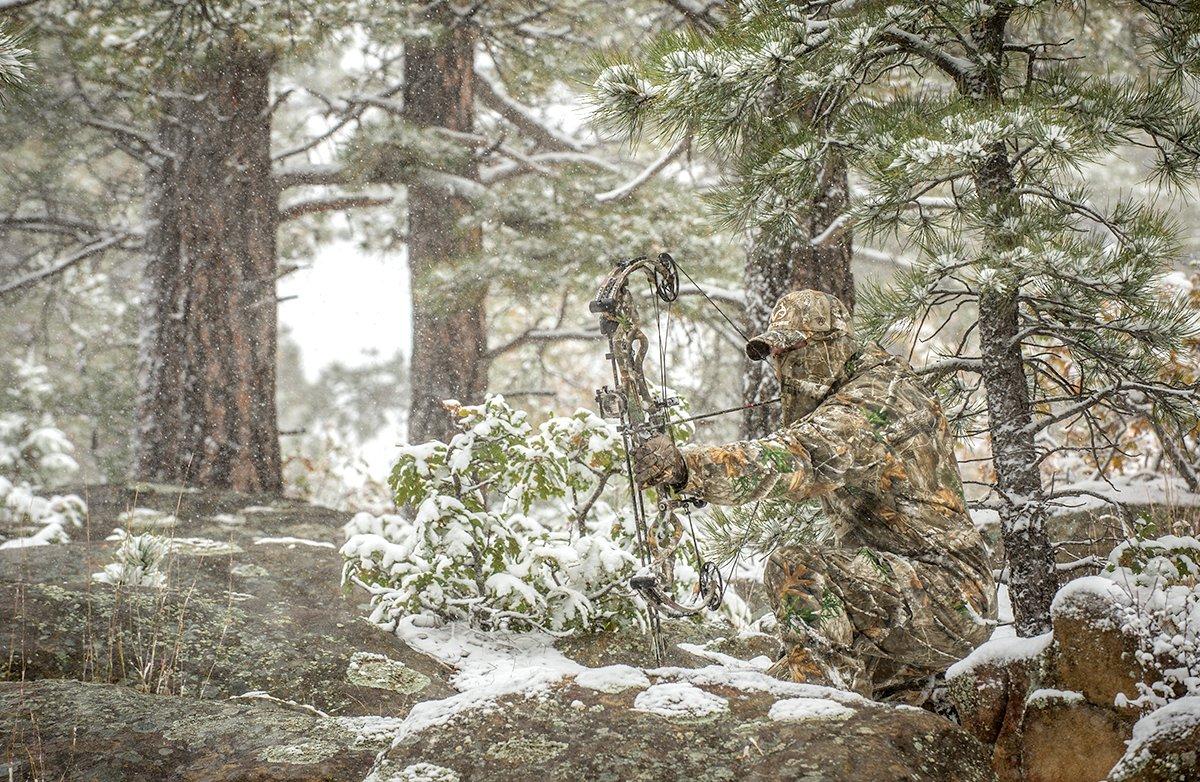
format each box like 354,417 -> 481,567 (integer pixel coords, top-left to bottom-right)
387,614 -> 869,747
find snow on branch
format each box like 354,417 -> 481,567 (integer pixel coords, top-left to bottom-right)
595,138 -> 688,203
660,0 -> 722,32
486,327 -> 604,359
0,0 -> 41,13
274,162 -> 489,203
475,70 -> 586,153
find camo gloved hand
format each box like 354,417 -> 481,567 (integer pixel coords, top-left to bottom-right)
632,434 -> 687,489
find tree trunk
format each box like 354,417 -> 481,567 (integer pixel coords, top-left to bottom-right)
133,44 -> 282,493
742,151 -> 853,437
404,16 -> 487,445
977,282 -> 1055,634
967,7 -> 1056,634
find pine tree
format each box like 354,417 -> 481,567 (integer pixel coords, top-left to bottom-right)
592,7 -> 855,437
3,1 -> 738,488
597,0 -> 1200,635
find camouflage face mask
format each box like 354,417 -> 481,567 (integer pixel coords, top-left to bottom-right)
776,333 -> 857,420
747,290 -> 855,421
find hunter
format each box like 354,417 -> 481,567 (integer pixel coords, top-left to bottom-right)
632,289 -> 996,701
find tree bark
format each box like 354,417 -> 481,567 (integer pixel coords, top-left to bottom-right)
133,44 -> 282,493
968,4 -> 1056,635
403,15 -> 488,445
742,151 -> 854,437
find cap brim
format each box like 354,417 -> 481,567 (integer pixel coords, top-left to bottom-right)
745,329 -> 808,361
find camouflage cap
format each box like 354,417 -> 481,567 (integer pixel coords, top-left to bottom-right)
746,290 -> 852,361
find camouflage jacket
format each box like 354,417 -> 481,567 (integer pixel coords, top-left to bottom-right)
679,344 -> 993,594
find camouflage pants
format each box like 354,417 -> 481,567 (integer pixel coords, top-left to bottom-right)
764,544 -> 992,699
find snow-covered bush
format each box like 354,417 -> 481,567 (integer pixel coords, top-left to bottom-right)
1087,534 -> 1200,711
342,396 -> 645,634
0,358 -> 85,549
92,529 -> 169,588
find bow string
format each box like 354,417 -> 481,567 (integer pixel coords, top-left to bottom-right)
591,252 -> 761,661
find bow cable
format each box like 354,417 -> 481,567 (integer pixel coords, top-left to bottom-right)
591,252 -> 778,664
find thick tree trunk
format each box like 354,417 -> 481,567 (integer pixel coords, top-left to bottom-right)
742,152 -> 853,437
133,45 -> 282,493
404,16 -> 487,445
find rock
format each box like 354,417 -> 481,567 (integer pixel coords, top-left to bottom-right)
0,679 -> 379,782
946,635 -> 1053,782
373,672 -> 998,782
1107,696 -> 1200,782
1019,690 -> 1132,782
0,486 -> 453,716
1050,578 -> 1148,710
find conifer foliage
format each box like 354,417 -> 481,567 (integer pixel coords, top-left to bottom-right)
595,0 -> 1200,635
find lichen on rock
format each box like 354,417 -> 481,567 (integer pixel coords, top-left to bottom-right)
486,736 -> 568,764
260,739 -> 342,764
347,651 -> 432,694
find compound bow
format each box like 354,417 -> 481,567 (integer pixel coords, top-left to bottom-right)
590,252 -> 740,661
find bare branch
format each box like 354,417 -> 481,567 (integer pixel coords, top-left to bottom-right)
0,232 -> 133,297
595,138 -> 688,203
475,70 -> 586,153
279,194 -> 393,221
486,327 -> 604,359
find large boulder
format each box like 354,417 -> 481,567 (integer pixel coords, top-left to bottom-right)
1050,577 -> 1148,711
946,634 -> 1054,782
371,666 -> 998,782
0,679 -> 384,782
1019,691 -> 1130,782
0,486 -> 453,716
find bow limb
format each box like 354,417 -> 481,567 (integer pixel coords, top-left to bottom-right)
592,254 -> 723,629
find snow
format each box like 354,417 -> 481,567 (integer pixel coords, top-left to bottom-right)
946,631 -> 1054,680
574,665 -> 650,693
632,682 -> 729,718
253,536 -> 336,549
1026,688 -> 1085,706
1047,476 -> 1200,516
1111,695 -> 1200,775
384,616 -> 584,742
649,664 -> 869,705
768,697 -> 855,721
1049,576 -> 1130,621
678,641 -> 772,670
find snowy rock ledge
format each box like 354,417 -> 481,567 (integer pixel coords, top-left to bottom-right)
369,665 -> 994,782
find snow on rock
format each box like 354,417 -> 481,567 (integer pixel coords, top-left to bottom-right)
1109,695 -> 1200,779
678,641 -> 772,670
945,631 -> 1053,680
253,535 -> 336,549
116,507 -> 179,530
1049,575 -> 1130,621
768,697 -> 855,722
574,664 -> 650,693
1026,688 -> 1085,707
651,664 -> 869,705
365,761 -> 461,782
387,616 -> 584,742
1049,476 -> 1200,515
632,682 -> 729,718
